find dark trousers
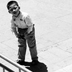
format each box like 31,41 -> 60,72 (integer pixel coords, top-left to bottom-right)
17,26 -> 38,61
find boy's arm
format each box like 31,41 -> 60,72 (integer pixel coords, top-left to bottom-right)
25,15 -> 33,34
11,23 -> 19,36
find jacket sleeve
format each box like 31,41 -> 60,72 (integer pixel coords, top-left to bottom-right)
11,20 -> 18,35
25,15 -> 33,33
25,15 -> 33,26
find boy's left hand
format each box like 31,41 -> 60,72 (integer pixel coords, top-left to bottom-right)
27,26 -> 33,34
27,30 -> 31,34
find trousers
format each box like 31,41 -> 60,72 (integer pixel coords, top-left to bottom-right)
17,25 -> 38,61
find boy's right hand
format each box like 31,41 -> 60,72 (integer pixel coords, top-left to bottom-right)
15,34 -> 19,38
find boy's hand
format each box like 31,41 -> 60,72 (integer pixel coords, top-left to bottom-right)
27,25 -> 33,34
27,30 -> 31,34
16,33 -> 19,37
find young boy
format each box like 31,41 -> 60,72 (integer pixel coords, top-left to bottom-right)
7,0 -> 38,65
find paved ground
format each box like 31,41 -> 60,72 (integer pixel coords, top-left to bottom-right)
0,0 -> 72,72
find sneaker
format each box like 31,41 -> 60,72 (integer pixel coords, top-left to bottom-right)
31,60 -> 39,65
17,60 -> 25,65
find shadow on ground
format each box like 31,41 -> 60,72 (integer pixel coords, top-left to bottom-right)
23,61 -> 48,72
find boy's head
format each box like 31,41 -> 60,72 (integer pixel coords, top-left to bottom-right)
7,0 -> 20,16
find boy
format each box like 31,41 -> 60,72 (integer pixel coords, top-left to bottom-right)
7,0 -> 38,65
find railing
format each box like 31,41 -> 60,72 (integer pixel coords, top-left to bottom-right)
0,63 -> 14,72
0,54 -> 31,72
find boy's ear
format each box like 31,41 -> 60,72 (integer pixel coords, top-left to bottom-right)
8,10 -> 11,13
19,6 -> 20,9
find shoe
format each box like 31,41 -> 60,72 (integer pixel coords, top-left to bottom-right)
31,60 -> 39,65
16,60 -> 25,65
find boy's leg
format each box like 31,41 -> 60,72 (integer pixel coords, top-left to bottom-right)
27,26 -> 38,61
18,36 -> 26,61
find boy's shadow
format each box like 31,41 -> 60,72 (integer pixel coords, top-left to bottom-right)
23,61 -> 48,72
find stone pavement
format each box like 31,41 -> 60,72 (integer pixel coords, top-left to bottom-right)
55,64 -> 72,72
0,0 -> 72,72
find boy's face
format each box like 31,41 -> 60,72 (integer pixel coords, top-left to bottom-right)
8,3 -> 20,16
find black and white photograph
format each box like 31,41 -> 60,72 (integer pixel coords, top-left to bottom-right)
0,0 -> 72,72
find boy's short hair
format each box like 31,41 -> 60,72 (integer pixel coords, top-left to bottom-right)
7,0 -> 19,10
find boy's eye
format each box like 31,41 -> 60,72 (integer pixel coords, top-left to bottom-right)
12,7 -> 17,10
9,7 -> 17,12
